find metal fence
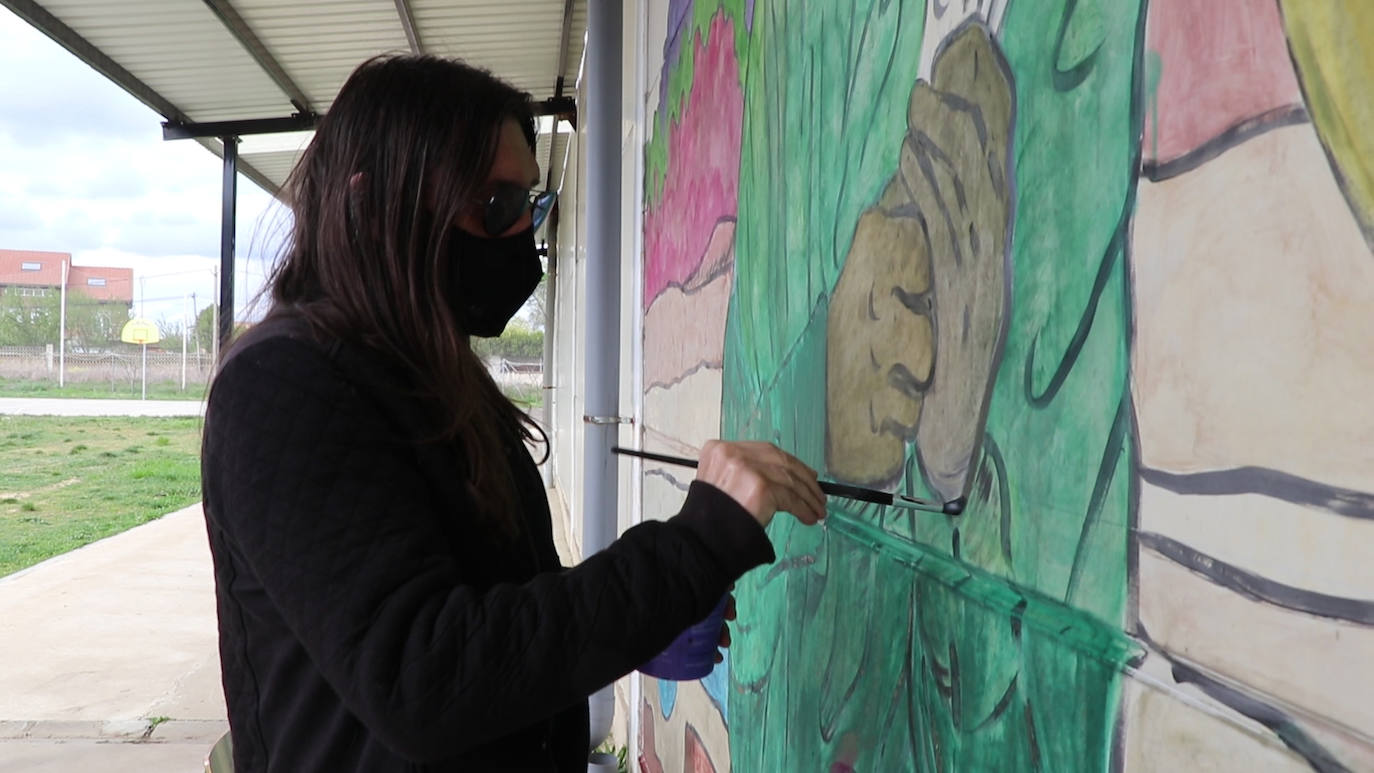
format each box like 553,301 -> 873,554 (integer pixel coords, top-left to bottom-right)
0,345 -> 215,388
1,346 -> 543,400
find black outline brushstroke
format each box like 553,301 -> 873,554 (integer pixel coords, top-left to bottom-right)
644,359 -> 725,392
647,215 -> 738,303
1142,104 -> 1309,182
1137,531 -> 1374,625
841,0 -> 865,120
760,553 -> 817,585
1053,0 -> 1104,92
980,435 -> 1013,565
973,673 -> 1020,731
1023,200 -> 1128,408
908,132 -> 966,268
1170,660 -> 1351,773
1009,597 -> 1028,640
905,636 -> 926,770
1125,398 -> 1144,635
1024,699 -> 1044,772
643,467 -> 690,493
1065,392 -> 1130,604
1139,466 -> 1374,521
948,642 -> 963,732
1123,0 -> 1148,653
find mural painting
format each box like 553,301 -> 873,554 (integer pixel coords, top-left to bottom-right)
638,0 -> 1374,770
640,4 -> 746,770
1126,0 -> 1374,769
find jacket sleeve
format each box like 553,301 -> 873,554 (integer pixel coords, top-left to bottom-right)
201,336 -> 774,761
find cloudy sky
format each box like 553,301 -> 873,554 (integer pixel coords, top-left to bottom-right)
0,5 -> 286,328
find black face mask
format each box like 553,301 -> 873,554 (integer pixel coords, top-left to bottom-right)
445,225 -> 543,338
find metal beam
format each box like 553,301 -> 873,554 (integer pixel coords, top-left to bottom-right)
554,0 -> 575,97
163,113 -> 319,141
534,96 -> 577,124
218,137 -> 238,351
392,0 -> 424,54
0,0 -> 190,123
545,0 -> 576,191
200,0 -> 313,114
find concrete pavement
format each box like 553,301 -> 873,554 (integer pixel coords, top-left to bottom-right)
0,504 -> 226,773
0,486 -> 594,773
0,397 -> 205,417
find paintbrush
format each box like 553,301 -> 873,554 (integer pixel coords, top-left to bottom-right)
611,446 -> 965,515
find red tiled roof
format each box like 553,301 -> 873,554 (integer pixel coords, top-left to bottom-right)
0,249 -> 67,287
0,249 -> 133,303
69,266 -> 134,303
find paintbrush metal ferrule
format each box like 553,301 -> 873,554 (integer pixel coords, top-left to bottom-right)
894,494 -> 967,516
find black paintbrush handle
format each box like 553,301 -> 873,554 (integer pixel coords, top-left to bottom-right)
611,447 -> 700,469
812,480 -> 895,506
612,446 -> 897,506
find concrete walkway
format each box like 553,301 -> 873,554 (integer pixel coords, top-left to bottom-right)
0,504 -> 225,773
0,487 -> 585,773
0,397 -> 205,417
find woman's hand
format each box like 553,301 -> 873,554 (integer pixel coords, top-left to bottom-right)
696,440 -> 827,529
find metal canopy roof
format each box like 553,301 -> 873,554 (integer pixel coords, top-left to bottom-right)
1,0 -> 586,197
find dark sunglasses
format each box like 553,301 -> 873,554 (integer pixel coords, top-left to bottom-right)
480,182 -> 557,236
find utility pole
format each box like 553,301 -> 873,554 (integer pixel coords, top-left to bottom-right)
211,267 -> 219,372
58,260 -> 68,388
181,293 -> 188,391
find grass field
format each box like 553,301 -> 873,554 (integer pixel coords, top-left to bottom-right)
0,415 -> 203,578
0,377 -> 209,401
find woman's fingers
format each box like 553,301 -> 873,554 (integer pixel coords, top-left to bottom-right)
767,452 -> 827,524
696,440 -> 829,528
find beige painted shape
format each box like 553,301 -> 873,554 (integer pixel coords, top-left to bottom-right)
645,677 -> 731,773
643,367 -> 723,452
1132,124 -> 1374,492
1122,658 -> 1313,772
1138,547 -> 1374,736
643,467 -> 690,523
643,426 -> 704,457
1139,482 -> 1374,599
644,271 -> 734,389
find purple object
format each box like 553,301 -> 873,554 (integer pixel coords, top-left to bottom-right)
638,594 -> 729,681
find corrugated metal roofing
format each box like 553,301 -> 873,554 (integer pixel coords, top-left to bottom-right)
2,0 -> 586,197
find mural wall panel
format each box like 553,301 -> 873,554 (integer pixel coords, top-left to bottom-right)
635,0 -> 1374,769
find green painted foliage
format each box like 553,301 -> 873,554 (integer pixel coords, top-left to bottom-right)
711,0 -> 1147,769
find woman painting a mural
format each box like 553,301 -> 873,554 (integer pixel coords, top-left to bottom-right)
198,54 -> 827,772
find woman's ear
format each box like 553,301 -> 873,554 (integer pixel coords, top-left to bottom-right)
348,172 -> 365,191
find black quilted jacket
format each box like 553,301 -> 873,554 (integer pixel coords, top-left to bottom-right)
201,314 -> 774,771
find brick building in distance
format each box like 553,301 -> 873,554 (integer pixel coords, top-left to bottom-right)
0,249 -> 134,310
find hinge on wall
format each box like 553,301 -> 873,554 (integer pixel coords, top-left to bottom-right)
583,415 -> 634,425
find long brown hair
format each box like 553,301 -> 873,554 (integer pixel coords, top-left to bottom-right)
261,54 -> 545,538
